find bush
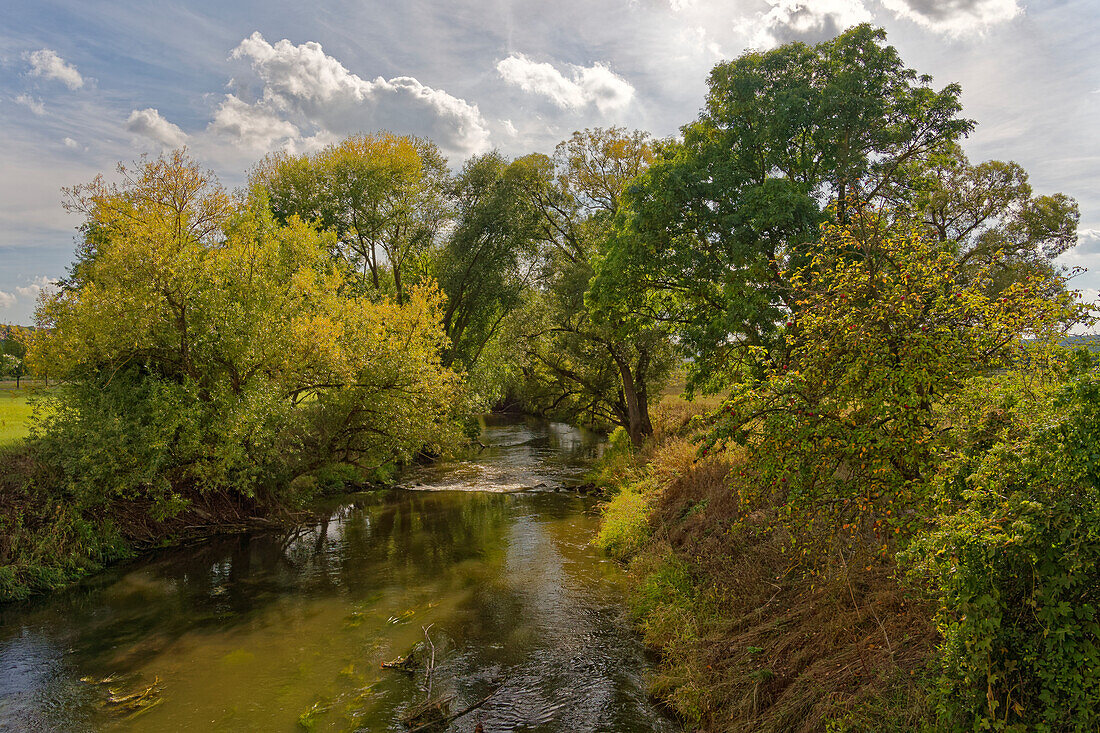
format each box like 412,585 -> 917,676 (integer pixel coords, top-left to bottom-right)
596,482 -> 652,560
907,367 -> 1100,731
910,484 -> 1100,731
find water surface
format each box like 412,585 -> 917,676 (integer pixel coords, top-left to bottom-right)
0,417 -> 675,732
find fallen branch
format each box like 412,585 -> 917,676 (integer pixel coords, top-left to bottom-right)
405,681 -> 507,733
423,624 -> 436,698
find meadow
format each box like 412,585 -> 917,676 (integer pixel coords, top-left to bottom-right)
0,388 -> 35,446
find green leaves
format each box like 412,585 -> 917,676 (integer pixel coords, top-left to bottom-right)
30,151 -> 462,519
704,208 -> 1084,568
606,25 -> 972,391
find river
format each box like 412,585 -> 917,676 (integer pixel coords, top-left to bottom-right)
0,416 -> 677,732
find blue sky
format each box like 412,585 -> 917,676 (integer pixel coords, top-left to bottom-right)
2,0 -> 1098,325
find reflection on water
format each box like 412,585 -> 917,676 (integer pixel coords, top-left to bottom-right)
0,418 -> 674,732
404,415 -> 603,492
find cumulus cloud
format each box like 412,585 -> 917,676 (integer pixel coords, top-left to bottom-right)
0,277 -> 58,311
223,32 -> 491,156
14,94 -> 45,115
208,94 -> 300,151
63,137 -> 79,148
1078,228 -> 1100,253
126,108 -> 188,148
24,48 -> 84,90
737,0 -> 873,48
16,275 -> 57,298
496,53 -> 634,114
880,0 -> 1022,34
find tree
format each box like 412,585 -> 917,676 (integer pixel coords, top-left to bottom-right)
252,133 -> 450,302
707,207 -> 1086,550
604,25 -> 974,391
0,326 -> 28,387
30,151 -> 460,518
894,143 -> 1080,294
434,152 -> 544,373
520,128 -> 674,445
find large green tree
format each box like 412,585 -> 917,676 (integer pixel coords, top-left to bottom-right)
600,25 -> 974,391
520,128 -> 675,445
434,152 -> 544,373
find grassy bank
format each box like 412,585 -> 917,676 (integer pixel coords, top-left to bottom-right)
0,431 -> 385,604
593,399 -> 936,732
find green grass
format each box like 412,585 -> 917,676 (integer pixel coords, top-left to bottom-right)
0,390 -> 35,446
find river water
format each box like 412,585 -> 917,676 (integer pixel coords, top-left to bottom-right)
0,416 -> 677,732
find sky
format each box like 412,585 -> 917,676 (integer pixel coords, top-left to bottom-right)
1,0 -> 1098,325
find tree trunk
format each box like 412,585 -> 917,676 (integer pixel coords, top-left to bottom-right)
370,241 -> 380,289
393,262 -> 404,305
610,345 -> 653,447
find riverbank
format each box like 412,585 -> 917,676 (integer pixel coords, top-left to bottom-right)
593,401 -> 936,732
0,437 -> 323,603
0,412 -> 600,604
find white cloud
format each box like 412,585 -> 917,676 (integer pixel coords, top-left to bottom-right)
880,0 -> 1022,35
737,0 -> 873,48
14,94 -> 45,115
63,137 -> 79,148
208,94 -> 300,151
496,53 -> 635,114
126,108 -> 188,148
15,276 -> 59,302
225,32 -> 491,156
1078,228 -> 1100,252
0,277 -> 57,313
24,49 -> 84,90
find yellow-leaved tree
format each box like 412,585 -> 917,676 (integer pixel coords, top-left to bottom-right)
28,151 -> 460,523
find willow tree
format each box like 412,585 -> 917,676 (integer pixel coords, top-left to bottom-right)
521,128 -> 675,445
252,133 -> 450,302
434,152 -> 544,373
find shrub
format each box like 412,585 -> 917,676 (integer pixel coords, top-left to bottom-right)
596,482 -> 652,560
907,367 -> 1100,731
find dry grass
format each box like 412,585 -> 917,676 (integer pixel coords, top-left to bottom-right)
602,427 -> 936,732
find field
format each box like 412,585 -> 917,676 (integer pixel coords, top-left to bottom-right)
0,388 -> 38,446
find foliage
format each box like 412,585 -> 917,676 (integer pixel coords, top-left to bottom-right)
900,143 -> 1080,296
0,353 -> 22,381
519,128 -> 675,444
604,25 -> 979,391
435,152 -> 543,382
252,132 -> 449,301
905,364 -> 1100,731
27,151 -> 460,524
255,138 -> 545,410
706,209 -> 1084,555
596,481 -> 653,560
